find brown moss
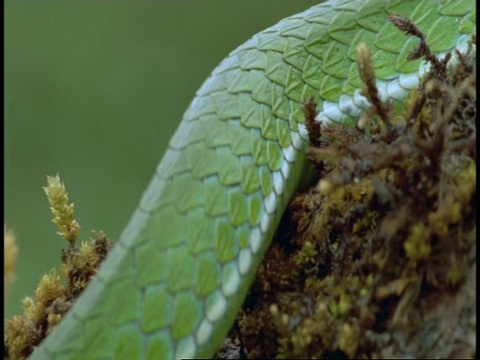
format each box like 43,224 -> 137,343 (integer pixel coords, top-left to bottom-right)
4,232 -> 114,360
225,16 -> 476,360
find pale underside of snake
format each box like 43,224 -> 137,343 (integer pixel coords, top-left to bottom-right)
29,0 -> 475,359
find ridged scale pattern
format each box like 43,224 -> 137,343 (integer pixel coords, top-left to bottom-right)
30,1 -> 474,359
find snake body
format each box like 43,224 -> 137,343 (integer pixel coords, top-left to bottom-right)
30,1 -> 475,359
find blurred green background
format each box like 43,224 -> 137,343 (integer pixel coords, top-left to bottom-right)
5,1 -> 315,319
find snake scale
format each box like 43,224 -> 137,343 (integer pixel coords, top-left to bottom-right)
29,0 -> 475,359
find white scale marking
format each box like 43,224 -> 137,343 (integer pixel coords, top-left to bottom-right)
196,319 -> 213,346
238,248 -> 252,276
222,262 -> 240,297
175,336 -> 196,360
282,144 -> 296,162
250,227 -> 261,254
272,170 -> 284,195
264,191 -> 277,215
280,156 -> 291,179
205,290 -> 227,323
260,211 -> 271,234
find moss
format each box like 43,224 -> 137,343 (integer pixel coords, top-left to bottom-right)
4,176 -> 114,360
228,16 -> 476,360
4,226 -> 18,298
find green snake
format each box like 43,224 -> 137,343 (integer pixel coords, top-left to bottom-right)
29,1 -> 475,359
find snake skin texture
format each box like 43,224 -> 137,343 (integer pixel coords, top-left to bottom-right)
29,1 -> 475,359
